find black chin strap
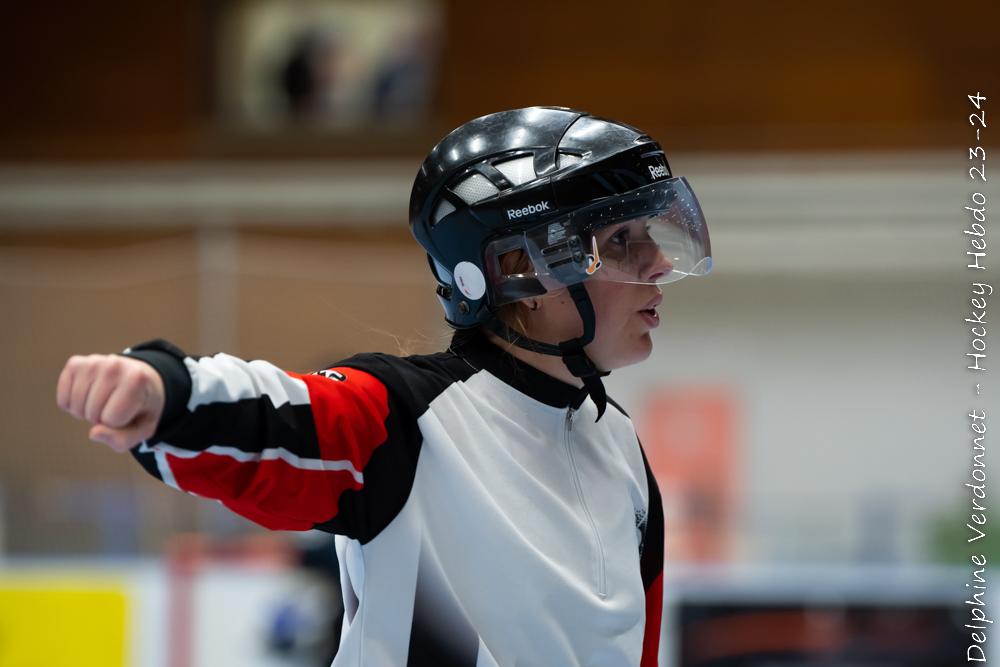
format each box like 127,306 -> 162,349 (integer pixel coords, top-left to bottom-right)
483,283 -> 610,420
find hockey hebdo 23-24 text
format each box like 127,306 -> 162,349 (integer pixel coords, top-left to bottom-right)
964,90 -> 992,664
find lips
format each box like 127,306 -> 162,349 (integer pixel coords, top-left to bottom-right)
640,294 -> 663,312
638,293 -> 662,327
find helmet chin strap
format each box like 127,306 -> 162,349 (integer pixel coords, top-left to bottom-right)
483,282 -> 610,420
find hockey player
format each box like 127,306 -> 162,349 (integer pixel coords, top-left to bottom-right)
56,106 -> 712,666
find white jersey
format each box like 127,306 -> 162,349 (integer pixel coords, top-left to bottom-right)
124,328 -> 665,666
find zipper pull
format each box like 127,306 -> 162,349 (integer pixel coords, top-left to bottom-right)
565,407 -> 575,431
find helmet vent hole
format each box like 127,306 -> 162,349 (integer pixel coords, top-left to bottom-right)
432,199 -> 456,224
493,156 -> 536,186
452,173 -> 500,204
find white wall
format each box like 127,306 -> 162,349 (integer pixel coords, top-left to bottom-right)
609,272 -> 991,564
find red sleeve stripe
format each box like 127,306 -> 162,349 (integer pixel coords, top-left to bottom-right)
640,572 -> 664,667
289,367 -> 391,473
167,455 -> 363,530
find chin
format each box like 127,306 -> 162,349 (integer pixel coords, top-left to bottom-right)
631,333 -> 655,365
597,333 -> 654,371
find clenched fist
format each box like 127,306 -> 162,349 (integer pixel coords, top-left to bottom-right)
56,354 -> 165,452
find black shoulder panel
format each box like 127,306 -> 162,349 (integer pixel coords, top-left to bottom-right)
313,349 -> 477,543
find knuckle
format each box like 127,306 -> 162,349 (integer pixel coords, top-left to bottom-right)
87,397 -> 108,423
76,356 -> 99,376
102,357 -> 124,378
124,369 -> 149,392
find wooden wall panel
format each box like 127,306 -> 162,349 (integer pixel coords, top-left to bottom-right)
0,2 -> 199,159
0,227 -> 444,552
0,232 -> 201,551
1,0 -> 994,160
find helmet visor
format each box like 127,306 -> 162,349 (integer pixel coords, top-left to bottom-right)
485,177 -> 711,304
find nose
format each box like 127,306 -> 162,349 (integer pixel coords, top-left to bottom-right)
642,246 -> 674,282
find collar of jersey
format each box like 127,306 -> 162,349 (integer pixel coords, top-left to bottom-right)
449,328 -> 590,411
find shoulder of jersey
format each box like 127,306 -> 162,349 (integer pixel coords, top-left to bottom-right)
317,347 -> 478,414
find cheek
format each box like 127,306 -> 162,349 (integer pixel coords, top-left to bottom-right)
588,283 -> 636,339
591,283 -> 630,318
582,283 -> 656,369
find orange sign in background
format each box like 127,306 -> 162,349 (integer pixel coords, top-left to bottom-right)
639,386 -> 740,563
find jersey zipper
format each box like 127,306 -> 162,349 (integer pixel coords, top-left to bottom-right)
564,406 -> 608,598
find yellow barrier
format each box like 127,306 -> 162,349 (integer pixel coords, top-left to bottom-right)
0,575 -> 128,667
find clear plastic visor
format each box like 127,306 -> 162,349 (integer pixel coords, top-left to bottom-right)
485,177 -> 711,304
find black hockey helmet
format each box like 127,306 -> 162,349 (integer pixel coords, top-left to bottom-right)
409,106 -> 711,416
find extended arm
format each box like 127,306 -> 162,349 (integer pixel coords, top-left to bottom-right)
57,339 -> 415,540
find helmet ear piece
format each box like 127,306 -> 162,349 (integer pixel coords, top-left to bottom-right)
426,253 -> 449,284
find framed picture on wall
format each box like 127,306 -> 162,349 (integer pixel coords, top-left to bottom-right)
210,0 -> 443,139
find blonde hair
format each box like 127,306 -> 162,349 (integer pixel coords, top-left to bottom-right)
493,249 -> 537,340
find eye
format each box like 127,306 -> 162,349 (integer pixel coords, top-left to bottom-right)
608,228 -> 629,246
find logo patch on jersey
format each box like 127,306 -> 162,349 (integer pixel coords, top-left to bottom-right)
313,369 -> 347,381
634,506 -> 648,555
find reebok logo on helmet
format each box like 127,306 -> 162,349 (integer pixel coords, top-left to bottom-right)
647,164 -> 669,180
506,201 -> 551,220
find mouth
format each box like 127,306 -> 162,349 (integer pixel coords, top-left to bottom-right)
638,294 -> 663,326
639,294 -> 663,312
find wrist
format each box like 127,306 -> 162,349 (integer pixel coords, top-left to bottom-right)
118,340 -> 192,437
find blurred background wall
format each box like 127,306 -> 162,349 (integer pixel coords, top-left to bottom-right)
0,1 -> 997,665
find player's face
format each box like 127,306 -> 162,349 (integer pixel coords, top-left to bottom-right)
528,226 -> 672,371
